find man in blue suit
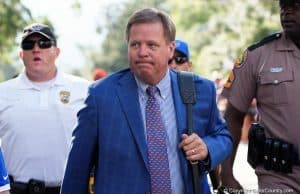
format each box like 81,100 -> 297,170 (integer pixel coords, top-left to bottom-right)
61,8 -> 232,194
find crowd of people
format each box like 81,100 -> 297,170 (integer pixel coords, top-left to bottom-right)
0,0 -> 299,194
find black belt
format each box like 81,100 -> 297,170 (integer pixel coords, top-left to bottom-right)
10,176 -> 60,194
295,151 -> 300,165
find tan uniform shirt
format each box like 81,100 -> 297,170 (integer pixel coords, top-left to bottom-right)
222,32 -> 300,192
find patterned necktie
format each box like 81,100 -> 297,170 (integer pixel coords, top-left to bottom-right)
146,86 -> 172,194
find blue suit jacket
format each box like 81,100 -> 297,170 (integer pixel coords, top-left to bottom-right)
61,69 -> 232,194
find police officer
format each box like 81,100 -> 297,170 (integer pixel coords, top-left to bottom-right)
0,23 -> 90,194
220,0 -> 300,193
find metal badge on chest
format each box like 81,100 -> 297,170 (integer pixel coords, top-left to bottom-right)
59,90 -> 71,104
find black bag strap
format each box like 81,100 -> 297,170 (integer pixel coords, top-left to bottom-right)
178,71 -> 200,194
178,71 -> 196,104
178,71 -> 224,194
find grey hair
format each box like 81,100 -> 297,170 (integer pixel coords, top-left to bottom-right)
126,8 -> 176,43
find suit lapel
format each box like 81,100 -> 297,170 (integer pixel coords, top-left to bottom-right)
116,70 -> 192,183
116,72 -> 149,171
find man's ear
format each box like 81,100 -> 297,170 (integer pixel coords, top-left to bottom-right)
169,41 -> 175,59
19,51 -> 24,59
56,47 -> 60,57
53,47 -> 60,58
187,61 -> 193,71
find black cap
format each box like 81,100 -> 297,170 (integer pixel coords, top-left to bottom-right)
279,0 -> 300,6
21,23 -> 56,43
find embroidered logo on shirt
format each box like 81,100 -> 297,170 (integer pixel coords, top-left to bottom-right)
59,90 -> 70,104
224,49 -> 248,88
224,70 -> 235,88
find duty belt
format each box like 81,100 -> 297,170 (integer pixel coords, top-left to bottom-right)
9,176 -> 60,194
247,123 -> 300,173
293,151 -> 300,165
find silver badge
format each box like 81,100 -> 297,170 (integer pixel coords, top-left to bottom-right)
270,67 -> 283,73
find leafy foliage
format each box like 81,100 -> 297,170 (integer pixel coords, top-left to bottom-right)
90,0 -> 280,79
167,0 -> 280,78
90,0 -> 168,73
0,0 -> 31,55
0,0 -> 32,80
1,0 -> 282,81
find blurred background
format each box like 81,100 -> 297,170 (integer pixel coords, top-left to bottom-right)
1,0 -> 280,82
2,0 -> 280,191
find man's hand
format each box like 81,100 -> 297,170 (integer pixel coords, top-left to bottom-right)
178,133 -> 208,161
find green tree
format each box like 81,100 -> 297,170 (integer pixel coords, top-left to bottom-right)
169,0 -> 280,78
0,0 -> 32,80
88,0 -> 281,79
90,0 -> 168,73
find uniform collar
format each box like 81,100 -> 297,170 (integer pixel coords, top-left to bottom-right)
15,68 -> 68,90
276,31 -> 300,52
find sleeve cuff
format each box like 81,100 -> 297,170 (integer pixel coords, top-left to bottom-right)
202,153 -> 211,171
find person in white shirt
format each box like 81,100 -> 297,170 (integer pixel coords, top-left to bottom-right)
0,23 -> 90,194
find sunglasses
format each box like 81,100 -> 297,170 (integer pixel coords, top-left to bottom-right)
21,39 -> 55,50
168,56 -> 188,65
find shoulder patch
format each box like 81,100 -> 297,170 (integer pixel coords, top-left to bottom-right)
223,70 -> 235,89
248,32 -> 282,51
233,49 -> 248,68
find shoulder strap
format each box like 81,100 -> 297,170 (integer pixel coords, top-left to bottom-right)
178,71 -> 196,105
178,71 -> 195,135
248,32 -> 281,51
178,71 -> 196,136
177,71 -> 200,194
178,71 -> 222,194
